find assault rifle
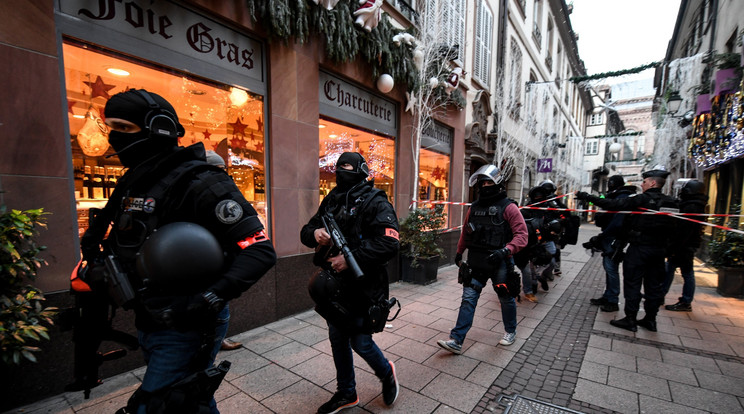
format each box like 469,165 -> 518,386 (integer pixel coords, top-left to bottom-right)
321,212 -> 364,279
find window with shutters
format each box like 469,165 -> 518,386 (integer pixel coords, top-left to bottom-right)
425,0 -> 465,63
474,2 -> 493,87
508,38 -> 523,119
585,140 -> 599,155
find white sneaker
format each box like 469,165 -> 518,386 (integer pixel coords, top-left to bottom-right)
499,332 -> 516,346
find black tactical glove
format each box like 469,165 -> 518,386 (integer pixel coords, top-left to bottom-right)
455,252 -> 463,267
574,191 -> 590,201
488,247 -> 510,263
145,291 -> 225,331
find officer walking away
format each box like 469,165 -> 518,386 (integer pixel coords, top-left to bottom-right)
663,179 -> 708,311
538,179 -> 567,277
576,167 -> 679,332
300,152 -> 401,413
588,175 -> 636,312
205,150 -> 243,351
437,165 -> 528,354
81,90 -> 277,413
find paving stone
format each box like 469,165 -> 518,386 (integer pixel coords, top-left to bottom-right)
239,328 -> 294,354
387,337 -> 439,363
288,352 -> 337,387
578,360 -> 608,383
392,357 -> 439,392
635,358 -> 698,386
608,366 -> 671,400
262,340 -> 320,369
611,340 -> 663,361
423,351 -> 480,379
588,335 -> 612,350
421,372 -> 486,413
660,349 -> 722,374
716,359 -> 744,379
284,324 -> 328,346
392,323 -> 439,342
695,369 -> 744,397
463,342 -> 517,367
584,346 -> 637,371
223,348 -> 272,381
466,362 -> 502,388
573,378 -> 639,413
263,316 -> 309,335
669,381 -> 744,414
261,379 -> 331,414
232,363 -> 301,401
638,394 -> 709,414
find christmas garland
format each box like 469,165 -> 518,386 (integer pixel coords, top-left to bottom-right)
569,62 -> 661,84
245,0 -> 420,91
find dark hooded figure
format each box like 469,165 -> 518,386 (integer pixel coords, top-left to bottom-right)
300,152 -> 401,413
78,89 -> 276,413
663,179 -> 708,311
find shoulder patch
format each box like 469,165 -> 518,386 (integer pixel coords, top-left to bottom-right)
215,199 -> 243,224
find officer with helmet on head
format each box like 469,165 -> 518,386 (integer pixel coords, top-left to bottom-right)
663,179 -> 708,312
576,166 -> 679,333
437,164 -> 528,354
300,152 -> 401,414
78,89 -> 276,413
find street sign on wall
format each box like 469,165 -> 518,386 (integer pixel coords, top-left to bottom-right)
537,158 -> 553,173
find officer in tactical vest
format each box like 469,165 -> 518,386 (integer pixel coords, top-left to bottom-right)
300,152 -> 401,414
576,167 -> 679,332
588,175 -> 636,312
437,165 -> 528,355
663,179 -> 708,312
80,89 -> 277,413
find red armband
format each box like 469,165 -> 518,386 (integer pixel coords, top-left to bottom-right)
384,228 -> 400,240
237,230 -> 269,249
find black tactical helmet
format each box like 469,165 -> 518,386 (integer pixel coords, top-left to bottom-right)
136,222 -> 224,291
539,179 -> 556,194
681,179 -> 705,196
607,175 -> 625,192
528,185 -> 548,201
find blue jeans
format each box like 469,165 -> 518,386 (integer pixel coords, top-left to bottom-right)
328,321 -> 392,396
663,253 -> 695,303
601,237 -> 621,304
520,263 -> 537,294
136,305 -> 230,414
450,259 -> 517,344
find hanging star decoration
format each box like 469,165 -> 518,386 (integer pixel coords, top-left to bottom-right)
83,75 -> 116,100
67,100 -> 77,114
255,140 -> 264,153
229,117 -> 249,137
202,129 -> 212,140
405,91 -> 417,113
431,166 -> 444,181
255,116 -> 264,132
231,136 -> 246,148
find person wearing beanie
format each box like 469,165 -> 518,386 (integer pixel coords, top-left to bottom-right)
300,152 -> 401,413
77,89 -> 276,413
589,175 -> 637,312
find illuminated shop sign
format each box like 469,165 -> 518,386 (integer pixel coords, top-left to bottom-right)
60,0 -> 264,82
421,121 -> 453,155
319,71 -> 397,137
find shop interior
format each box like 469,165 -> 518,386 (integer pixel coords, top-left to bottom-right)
62,40 -> 267,235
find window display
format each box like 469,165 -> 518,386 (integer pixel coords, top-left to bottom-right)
318,118 -> 395,203
418,148 -> 450,225
63,40 -> 267,236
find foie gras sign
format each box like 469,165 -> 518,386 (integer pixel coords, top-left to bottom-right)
61,0 -> 264,83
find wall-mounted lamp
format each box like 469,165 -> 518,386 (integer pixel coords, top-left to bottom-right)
666,90 -> 682,114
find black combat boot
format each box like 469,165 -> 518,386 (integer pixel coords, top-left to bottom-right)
637,316 -> 657,332
610,315 -> 637,332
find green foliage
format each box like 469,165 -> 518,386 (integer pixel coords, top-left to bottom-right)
569,61 -> 660,84
0,206 -> 57,365
399,205 -> 446,267
713,52 -> 742,70
709,204 -> 744,268
245,0 -> 420,91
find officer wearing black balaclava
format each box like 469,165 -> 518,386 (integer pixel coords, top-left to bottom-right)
78,89 -> 276,413
300,152 -> 401,413
576,167 -> 679,333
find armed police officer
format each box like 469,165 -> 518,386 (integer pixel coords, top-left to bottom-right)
78,89 -> 276,413
437,165 -> 528,354
588,175 -> 636,312
576,167 -> 679,332
663,179 -> 708,312
301,152 -> 400,414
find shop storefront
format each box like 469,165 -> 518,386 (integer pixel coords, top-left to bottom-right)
419,120 -> 453,223
57,0 -> 269,237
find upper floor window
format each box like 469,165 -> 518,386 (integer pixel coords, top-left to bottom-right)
442,1 -> 465,62
585,140 -> 599,155
590,113 -> 603,125
474,2 -> 493,86
508,38 -> 523,119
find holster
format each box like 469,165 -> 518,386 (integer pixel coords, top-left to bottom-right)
458,261 -> 473,287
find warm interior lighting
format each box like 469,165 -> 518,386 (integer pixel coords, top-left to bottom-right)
229,87 -> 249,106
72,114 -> 85,119
106,67 -> 130,76
328,134 -> 338,138
318,124 -> 327,128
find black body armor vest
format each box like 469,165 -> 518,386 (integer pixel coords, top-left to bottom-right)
467,197 -> 514,271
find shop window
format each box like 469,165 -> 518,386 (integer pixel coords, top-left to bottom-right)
318,118 -> 396,204
418,148 -> 450,227
63,41 -> 267,236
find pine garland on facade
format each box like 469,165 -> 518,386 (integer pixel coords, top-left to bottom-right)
569,62 -> 661,84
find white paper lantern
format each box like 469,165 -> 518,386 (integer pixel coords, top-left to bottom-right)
609,142 -> 622,154
377,74 -> 394,93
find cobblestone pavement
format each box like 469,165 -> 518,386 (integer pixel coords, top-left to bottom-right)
7,227 -> 744,414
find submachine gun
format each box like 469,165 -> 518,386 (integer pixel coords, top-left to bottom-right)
321,212 -> 365,279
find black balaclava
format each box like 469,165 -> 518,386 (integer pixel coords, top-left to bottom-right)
681,179 -> 705,199
104,89 -> 182,168
477,178 -> 504,201
335,152 -> 369,192
607,175 -> 625,193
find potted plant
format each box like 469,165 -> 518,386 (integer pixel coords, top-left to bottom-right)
709,204 -> 744,298
0,206 -> 57,365
399,205 -> 446,284
712,52 -> 742,96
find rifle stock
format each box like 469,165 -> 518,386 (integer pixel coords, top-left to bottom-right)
321,213 -> 364,279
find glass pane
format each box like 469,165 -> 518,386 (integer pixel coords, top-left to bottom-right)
318,118 -> 395,204
418,148 -> 450,227
63,41 -> 267,236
